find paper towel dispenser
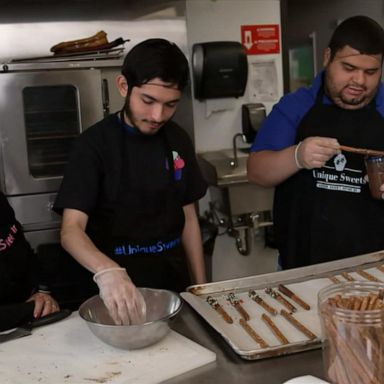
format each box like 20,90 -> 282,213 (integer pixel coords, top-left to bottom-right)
192,41 -> 248,100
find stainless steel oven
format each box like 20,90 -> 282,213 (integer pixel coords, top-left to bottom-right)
0,69 -> 104,194
0,65 -> 110,249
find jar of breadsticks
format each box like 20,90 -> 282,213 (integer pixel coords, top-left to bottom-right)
318,281 -> 384,384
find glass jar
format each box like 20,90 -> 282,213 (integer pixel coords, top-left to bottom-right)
365,155 -> 384,200
318,281 -> 384,384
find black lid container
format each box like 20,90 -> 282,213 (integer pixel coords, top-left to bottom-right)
192,41 -> 248,100
242,103 -> 266,143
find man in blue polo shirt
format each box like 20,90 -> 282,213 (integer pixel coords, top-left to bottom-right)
248,16 -> 384,269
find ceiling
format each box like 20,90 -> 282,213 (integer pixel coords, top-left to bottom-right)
0,0 -> 186,22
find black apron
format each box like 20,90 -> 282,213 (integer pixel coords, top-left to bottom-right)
91,112 -> 190,291
274,83 -> 384,269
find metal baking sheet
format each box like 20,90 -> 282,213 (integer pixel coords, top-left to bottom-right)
181,251 -> 384,360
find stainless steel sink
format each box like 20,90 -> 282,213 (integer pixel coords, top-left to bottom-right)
197,149 -> 274,256
197,149 -> 274,214
197,149 -> 248,187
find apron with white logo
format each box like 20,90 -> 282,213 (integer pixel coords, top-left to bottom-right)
274,85 -> 384,269
91,112 -> 190,291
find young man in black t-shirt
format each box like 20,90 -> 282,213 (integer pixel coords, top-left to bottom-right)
55,39 -> 207,325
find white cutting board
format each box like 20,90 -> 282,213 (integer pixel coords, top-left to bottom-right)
0,313 -> 216,384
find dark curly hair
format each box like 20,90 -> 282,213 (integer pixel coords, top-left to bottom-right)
121,38 -> 189,92
328,16 -> 384,61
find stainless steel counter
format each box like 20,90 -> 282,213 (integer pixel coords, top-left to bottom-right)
168,251 -> 384,383
166,304 -> 325,384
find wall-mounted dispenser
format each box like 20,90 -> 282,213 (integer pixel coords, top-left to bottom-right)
192,41 -> 248,100
242,103 -> 266,143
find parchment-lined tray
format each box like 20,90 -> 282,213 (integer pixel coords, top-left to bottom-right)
181,251 -> 384,360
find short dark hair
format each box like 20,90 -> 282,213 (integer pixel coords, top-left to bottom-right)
121,38 -> 189,91
328,16 -> 384,60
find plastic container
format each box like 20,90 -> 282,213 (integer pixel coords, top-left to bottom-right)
365,155 -> 384,199
318,281 -> 384,384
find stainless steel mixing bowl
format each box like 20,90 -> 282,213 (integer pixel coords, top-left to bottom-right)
79,288 -> 182,350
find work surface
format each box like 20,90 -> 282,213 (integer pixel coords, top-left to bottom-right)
0,305 -> 324,384
0,311 -> 216,384
166,304 -> 326,384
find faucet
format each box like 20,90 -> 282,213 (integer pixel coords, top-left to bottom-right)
230,133 -> 247,168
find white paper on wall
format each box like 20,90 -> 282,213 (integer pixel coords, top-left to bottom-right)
247,60 -> 278,103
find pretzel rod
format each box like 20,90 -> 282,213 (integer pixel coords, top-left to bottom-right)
375,264 -> 384,274
329,276 -> 341,284
330,354 -> 352,384
367,293 -> 379,310
328,294 -> 384,310
339,145 -> 384,157
234,303 -> 250,321
261,313 -> 289,345
280,309 -> 317,340
322,294 -> 384,383
206,296 -> 233,324
239,319 -> 269,348
248,290 -> 278,316
227,293 -> 250,321
341,272 -> 355,281
265,288 -> 297,313
360,295 -> 371,311
278,284 -> 311,310
356,269 -> 382,282
353,296 -> 362,310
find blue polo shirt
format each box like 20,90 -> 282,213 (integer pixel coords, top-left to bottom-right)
251,71 -> 384,152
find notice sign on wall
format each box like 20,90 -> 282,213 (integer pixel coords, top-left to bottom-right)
241,24 -> 280,55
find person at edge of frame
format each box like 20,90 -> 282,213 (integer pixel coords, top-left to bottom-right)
247,16 -> 384,270
0,190 -> 59,324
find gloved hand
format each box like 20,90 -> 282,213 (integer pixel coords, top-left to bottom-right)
93,267 -> 146,325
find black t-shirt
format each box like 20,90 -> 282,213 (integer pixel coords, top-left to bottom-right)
0,192 -> 37,304
54,114 -> 207,239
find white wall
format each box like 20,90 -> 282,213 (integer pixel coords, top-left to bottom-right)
0,19 -> 187,62
0,17 -> 197,144
186,0 -> 283,153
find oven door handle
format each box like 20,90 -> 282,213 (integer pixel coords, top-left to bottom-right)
102,78 -> 110,116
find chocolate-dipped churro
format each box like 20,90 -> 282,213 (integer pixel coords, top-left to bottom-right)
248,290 -> 278,316
206,296 -> 233,324
239,319 -> 269,348
329,276 -> 341,284
280,309 -> 317,340
356,269 -> 382,282
341,272 -> 355,281
265,288 -> 297,313
278,284 -> 311,310
227,292 -> 250,321
261,313 -> 289,345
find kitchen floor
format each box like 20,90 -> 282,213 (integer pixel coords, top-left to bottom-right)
210,228 -> 278,282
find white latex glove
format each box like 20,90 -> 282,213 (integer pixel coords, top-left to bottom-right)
93,267 -> 146,325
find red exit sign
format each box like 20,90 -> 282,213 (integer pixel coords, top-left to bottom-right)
241,24 -> 280,55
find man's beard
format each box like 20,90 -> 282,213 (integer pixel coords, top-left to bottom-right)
324,72 -> 379,109
122,95 -> 176,134
122,96 -> 164,135
123,96 -> 138,130
339,92 -> 366,106
325,83 -> 373,109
